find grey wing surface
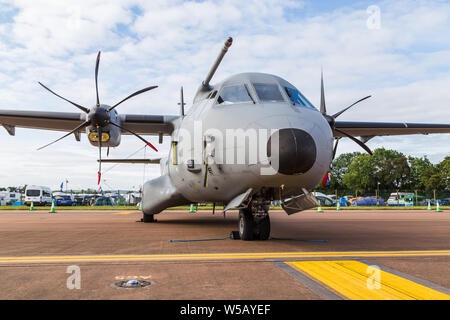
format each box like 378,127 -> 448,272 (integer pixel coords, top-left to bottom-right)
0,110 -> 85,134
334,121 -> 450,138
119,114 -> 178,135
0,110 -> 178,136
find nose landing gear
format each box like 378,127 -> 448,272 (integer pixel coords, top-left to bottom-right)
238,204 -> 270,241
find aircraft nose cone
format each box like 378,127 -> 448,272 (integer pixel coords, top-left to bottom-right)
267,128 -> 317,175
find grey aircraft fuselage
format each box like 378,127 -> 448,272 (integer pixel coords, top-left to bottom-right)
142,72 -> 333,215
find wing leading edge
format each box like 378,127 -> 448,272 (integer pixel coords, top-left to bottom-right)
334,121 -> 450,138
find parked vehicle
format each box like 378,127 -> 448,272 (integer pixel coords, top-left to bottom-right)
125,193 -> 141,206
387,192 -> 414,206
426,198 -> 450,206
316,195 -> 336,207
402,195 -> 425,206
24,185 -> 52,206
74,194 -> 94,206
0,191 -> 21,205
54,195 -> 75,206
92,196 -> 116,206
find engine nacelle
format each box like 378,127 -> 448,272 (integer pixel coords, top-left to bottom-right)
86,109 -> 122,147
86,124 -> 121,147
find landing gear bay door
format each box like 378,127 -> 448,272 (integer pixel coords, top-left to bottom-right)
281,189 -> 319,215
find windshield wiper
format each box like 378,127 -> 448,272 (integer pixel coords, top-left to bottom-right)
245,85 -> 256,104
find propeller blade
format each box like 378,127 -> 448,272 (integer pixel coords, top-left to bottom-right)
334,128 -> 373,155
108,122 -> 158,152
38,82 -> 89,113
332,95 -> 372,119
95,51 -> 101,106
98,127 -> 102,185
37,121 -> 91,151
332,138 -> 341,160
320,69 -> 326,115
107,85 -> 158,112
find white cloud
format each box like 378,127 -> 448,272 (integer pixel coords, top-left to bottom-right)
0,0 -> 449,189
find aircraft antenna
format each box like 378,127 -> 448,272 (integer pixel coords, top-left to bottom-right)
178,86 -> 186,116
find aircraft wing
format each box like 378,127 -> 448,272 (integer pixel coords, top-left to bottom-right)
0,110 -> 178,136
334,121 -> 450,138
119,114 -> 178,135
0,110 -> 84,134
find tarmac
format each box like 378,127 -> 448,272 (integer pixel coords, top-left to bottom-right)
0,209 -> 449,300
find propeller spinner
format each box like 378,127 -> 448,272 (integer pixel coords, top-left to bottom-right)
37,51 -> 159,184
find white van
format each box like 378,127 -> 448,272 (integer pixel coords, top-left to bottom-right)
0,191 -> 21,205
24,185 -> 52,206
387,192 -> 414,206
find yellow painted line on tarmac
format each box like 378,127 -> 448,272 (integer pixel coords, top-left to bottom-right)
287,260 -> 450,300
0,250 -> 450,264
114,211 -> 136,215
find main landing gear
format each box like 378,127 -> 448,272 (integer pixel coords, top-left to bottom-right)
238,204 -> 270,241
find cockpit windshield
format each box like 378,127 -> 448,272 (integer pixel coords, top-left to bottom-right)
253,83 -> 284,102
284,87 -> 316,110
216,85 -> 253,105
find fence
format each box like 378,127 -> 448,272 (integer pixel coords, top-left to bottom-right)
314,189 -> 450,206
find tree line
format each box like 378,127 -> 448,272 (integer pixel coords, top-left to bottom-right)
317,148 -> 449,196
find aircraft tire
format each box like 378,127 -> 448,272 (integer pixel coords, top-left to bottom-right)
256,215 -> 270,241
238,209 -> 254,241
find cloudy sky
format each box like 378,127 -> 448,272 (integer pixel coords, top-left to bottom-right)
0,0 -> 449,191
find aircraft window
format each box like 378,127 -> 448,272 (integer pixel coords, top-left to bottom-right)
285,87 -> 316,110
216,85 -> 253,105
210,91 -> 217,99
253,83 -> 284,102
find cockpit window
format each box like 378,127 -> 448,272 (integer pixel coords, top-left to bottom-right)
253,83 -> 284,102
285,87 -> 316,110
216,85 -> 253,105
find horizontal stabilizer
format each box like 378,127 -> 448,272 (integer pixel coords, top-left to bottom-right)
97,158 -> 160,164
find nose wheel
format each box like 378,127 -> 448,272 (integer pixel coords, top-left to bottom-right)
238,207 -> 270,241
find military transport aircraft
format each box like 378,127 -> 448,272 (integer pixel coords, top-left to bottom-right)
1,37 -> 449,240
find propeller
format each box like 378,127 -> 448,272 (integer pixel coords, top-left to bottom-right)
320,71 -> 371,186
98,127 -> 102,185
109,122 -> 158,152
37,50 -> 159,184
320,70 -> 373,156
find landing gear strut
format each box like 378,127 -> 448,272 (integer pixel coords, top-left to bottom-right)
238,205 -> 270,241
